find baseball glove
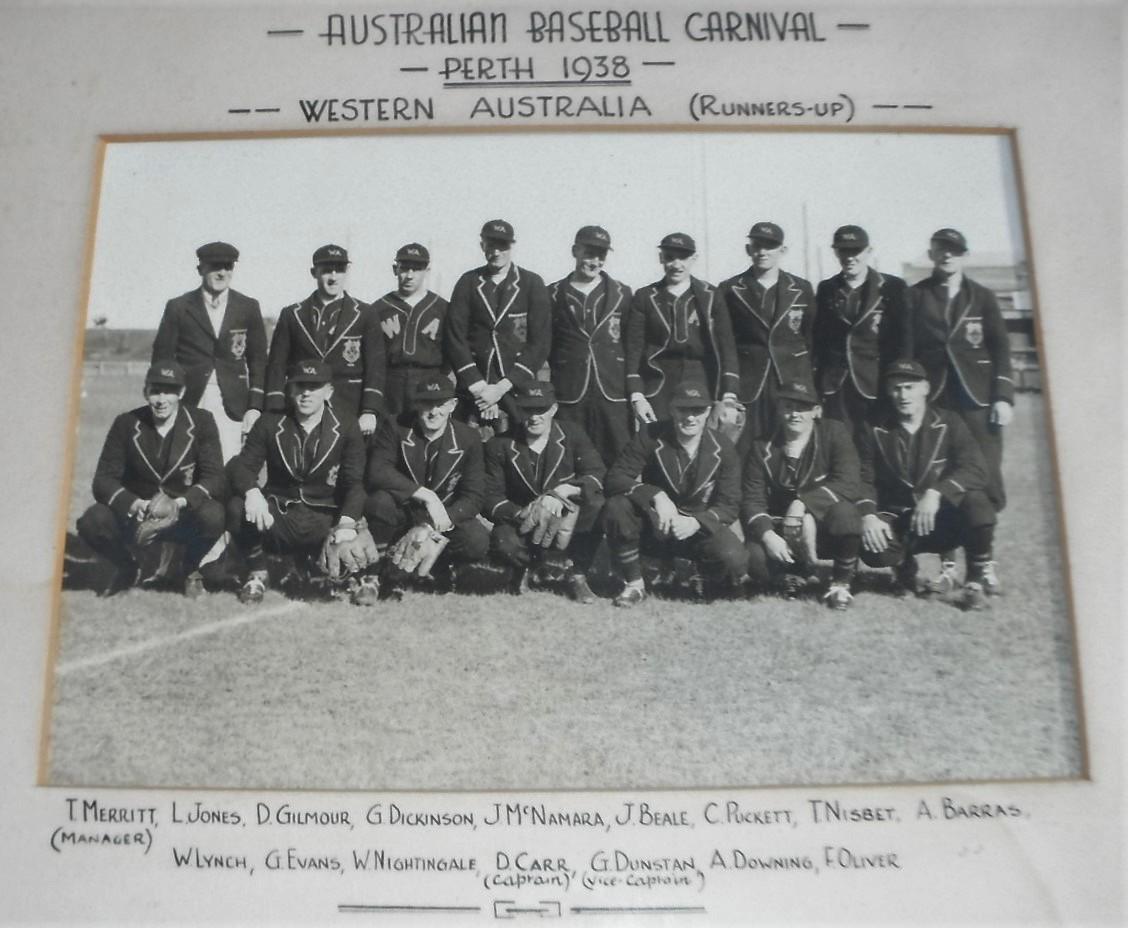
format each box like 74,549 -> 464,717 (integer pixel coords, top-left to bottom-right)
388,524 -> 449,577
707,398 -> 746,445
519,494 -> 579,549
318,519 -> 379,579
134,491 -> 180,547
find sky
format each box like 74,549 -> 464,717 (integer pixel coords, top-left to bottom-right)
88,130 -> 1026,327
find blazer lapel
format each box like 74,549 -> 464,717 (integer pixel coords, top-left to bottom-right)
947,278 -> 976,338
873,424 -> 914,490
433,422 -> 465,497
294,297 -> 326,358
854,268 -> 885,330
654,436 -> 681,496
474,271 -> 497,324
274,416 -> 301,480
510,440 -> 539,497
730,274 -> 772,328
188,289 -> 218,341
132,412 -> 165,483
689,429 -> 722,500
917,411 -> 948,490
161,406 -> 197,482
647,288 -> 673,339
592,275 -> 625,333
400,428 -> 421,485
495,265 -> 521,325
542,422 -> 567,487
309,405 -> 342,475
325,296 -> 361,356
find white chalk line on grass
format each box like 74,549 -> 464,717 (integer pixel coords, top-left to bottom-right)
57,601 -> 303,676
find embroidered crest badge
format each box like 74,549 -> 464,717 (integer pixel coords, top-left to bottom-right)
326,464 -> 339,487
511,313 -> 528,342
230,330 -> 246,360
964,320 -> 983,348
698,479 -> 716,502
607,314 -> 621,341
787,307 -> 804,334
342,337 -> 362,365
870,310 -> 883,334
180,463 -> 195,483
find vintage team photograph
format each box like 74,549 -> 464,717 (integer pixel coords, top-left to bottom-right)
43,128 -> 1083,791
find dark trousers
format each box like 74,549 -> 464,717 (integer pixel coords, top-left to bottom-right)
227,496 -> 335,573
602,494 -> 749,585
745,500 -> 861,584
489,494 -> 604,574
77,499 -> 225,573
821,378 -> 885,448
364,490 -> 489,564
555,394 -> 631,469
859,491 -> 996,569
939,383 -> 1006,511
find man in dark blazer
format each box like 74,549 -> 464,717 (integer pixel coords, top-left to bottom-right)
227,360 -> 368,604
151,241 -> 267,461
364,376 -> 489,595
813,225 -> 911,442
264,244 -> 386,436
857,360 -> 998,610
741,378 -> 862,609
483,381 -> 606,602
716,221 -> 816,445
444,219 -> 551,429
76,362 -> 226,597
625,232 -> 738,425
604,380 -> 748,607
371,243 -> 450,417
547,225 -> 634,465
911,227 -> 1014,514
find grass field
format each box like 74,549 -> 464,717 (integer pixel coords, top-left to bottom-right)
45,370 -> 1082,790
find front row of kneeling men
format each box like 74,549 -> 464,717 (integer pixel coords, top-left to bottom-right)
79,356 -> 999,611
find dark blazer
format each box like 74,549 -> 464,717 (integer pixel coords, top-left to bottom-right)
741,419 -> 860,539
264,292 -> 386,417
813,269 -> 910,400
484,420 -> 605,525
910,274 -> 1015,407
445,264 -> 551,390
92,404 -> 225,519
605,422 -> 741,536
716,268 -> 815,403
366,416 -> 484,525
625,276 -> 738,400
227,404 -> 366,521
857,408 -> 988,517
546,273 -> 632,402
151,288 -> 267,419
373,290 -> 449,371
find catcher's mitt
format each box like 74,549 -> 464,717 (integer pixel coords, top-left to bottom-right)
318,519 -> 379,579
388,524 -> 449,577
134,491 -> 180,547
519,494 -> 579,549
707,398 -> 746,445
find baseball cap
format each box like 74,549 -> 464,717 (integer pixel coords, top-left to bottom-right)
777,379 -> 820,406
312,244 -> 350,266
748,222 -> 785,245
287,360 -> 333,385
832,225 -> 869,249
574,225 -> 612,250
395,243 -> 430,267
668,380 -> 712,410
196,242 -> 239,263
885,359 -> 928,382
930,228 -> 968,253
658,232 -> 696,255
480,219 -> 516,243
514,380 -> 557,410
145,361 -> 186,388
413,376 -> 455,405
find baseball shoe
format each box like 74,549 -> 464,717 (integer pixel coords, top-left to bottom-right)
893,557 -> 920,598
613,584 -> 648,608
567,574 -> 596,604
822,583 -> 854,611
183,571 -> 205,600
927,560 -> 961,595
780,573 -> 813,600
979,561 -> 1003,596
963,581 -> 988,612
98,561 -> 138,598
350,574 -> 381,607
238,573 -> 267,605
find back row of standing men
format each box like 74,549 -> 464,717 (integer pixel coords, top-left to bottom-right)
153,219 -> 1013,509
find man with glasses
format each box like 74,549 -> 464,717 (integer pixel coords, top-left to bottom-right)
813,225 -> 910,443
152,241 -> 267,461
546,225 -> 633,465
445,220 -> 551,430
603,380 -> 748,607
265,244 -> 386,436
716,221 -> 816,446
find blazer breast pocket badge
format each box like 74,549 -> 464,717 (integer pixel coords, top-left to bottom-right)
229,329 -> 247,359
